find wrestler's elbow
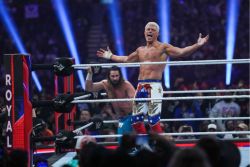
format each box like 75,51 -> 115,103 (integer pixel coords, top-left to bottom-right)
126,57 -> 138,63
85,85 -> 93,92
177,49 -> 186,57
170,50 -> 184,58
123,57 -> 129,63
85,88 -> 92,92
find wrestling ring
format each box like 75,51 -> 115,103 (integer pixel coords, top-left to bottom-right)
3,54 -> 250,167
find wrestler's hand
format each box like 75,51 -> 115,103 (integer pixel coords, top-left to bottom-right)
87,66 -> 102,77
87,67 -> 93,74
197,33 -> 209,46
97,46 -> 113,59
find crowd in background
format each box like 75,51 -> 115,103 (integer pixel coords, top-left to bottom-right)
1,134 -> 247,167
0,0 -> 249,89
0,0 -> 249,166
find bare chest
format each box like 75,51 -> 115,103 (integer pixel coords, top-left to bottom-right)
105,85 -> 128,98
138,47 -> 166,61
110,89 -> 127,98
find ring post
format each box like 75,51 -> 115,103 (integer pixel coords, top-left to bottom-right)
54,75 -> 60,134
63,59 -> 76,131
54,58 -> 76,133
4,54 -> 33,167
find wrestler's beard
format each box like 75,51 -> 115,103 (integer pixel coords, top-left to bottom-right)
109,79 -> 121,87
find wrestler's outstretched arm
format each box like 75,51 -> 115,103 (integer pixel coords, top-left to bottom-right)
96,47 -> 139,63
85,67 -> 105,92
165,33 -> 209,58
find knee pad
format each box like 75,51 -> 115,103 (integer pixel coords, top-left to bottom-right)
148,114 -> 163,133
131,112 -> 144,124
150,122 -> 163,133
148,113 -> 161,126
131,113 -> 146,134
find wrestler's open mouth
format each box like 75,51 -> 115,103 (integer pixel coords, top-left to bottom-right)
147,34 -> 153,37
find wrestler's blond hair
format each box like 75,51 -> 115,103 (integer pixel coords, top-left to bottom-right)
145,22 -> 160,32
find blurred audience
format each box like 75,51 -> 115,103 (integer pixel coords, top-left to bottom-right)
168,147 -> 212,167
0,1 -> 249,166
209,96 -> 240,131
235,122 -> 250,139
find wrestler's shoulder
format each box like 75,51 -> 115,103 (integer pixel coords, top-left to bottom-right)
124,80 -> 133,85
158,42 -> 169,47
137,46 -> 146,50
123,81 -> 135,90
101,79 -> 108,84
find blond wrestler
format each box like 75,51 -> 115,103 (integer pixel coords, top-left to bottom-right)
97,22 -> 209,133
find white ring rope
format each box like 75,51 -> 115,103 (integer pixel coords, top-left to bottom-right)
103,117 -> 250,124
74,94 -> 91,100
72,95 -> 250,103
73,59 -> 250,69
73,89 -> 250,100
163,89 -> 250,94
74,93 -> 107,100
73,122 -> 93,133
74,131 -> 250,139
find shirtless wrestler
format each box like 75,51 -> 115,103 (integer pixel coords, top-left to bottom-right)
85,66 -> 135,135
96,22 -> 209,134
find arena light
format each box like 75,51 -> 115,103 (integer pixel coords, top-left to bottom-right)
226,0 -> 240,85
158,0 -> 171,88
52,0 -> 85,88
0,1 -> 42,92
107,0 -> 128,80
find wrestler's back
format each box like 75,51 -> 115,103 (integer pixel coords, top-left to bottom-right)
138,43 -> 167,80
